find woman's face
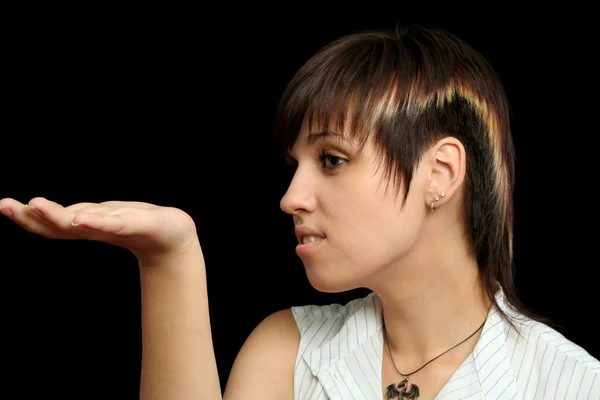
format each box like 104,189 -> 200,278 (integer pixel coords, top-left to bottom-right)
280,124 -> 430,293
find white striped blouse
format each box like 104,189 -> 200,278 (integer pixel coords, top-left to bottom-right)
290,290 -> 599,399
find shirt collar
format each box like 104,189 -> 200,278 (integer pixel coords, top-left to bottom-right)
302,288 -> 520,398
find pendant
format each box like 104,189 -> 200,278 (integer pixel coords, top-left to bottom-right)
385,377 -> 420,399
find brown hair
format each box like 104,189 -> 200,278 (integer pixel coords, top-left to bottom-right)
273,24 -> 549,328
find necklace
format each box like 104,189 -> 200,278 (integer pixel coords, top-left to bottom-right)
383,318 -> 486,399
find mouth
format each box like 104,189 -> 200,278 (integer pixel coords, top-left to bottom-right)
296,236 -> 325,256
299,235 -> 325,245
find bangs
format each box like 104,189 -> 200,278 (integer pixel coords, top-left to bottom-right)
274,32 -> 410,157
272,28 -> 468,158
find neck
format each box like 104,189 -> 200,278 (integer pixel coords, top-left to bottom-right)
379,276 -> 489,366
369,227 -> 492,369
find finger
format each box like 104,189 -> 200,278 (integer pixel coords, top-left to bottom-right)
26,197 -> 100,215
0,197 -> 25,213
1,198 -> 92,234
1,202 -> 78,239
28,198 -> 116,227
26,198 -> 80,229
1,198 -> 109,240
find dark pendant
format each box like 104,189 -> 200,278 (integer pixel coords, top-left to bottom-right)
385,378 -> 420,399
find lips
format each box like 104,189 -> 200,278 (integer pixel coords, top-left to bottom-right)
295,234 -> 325,256
295,226 -> 326,245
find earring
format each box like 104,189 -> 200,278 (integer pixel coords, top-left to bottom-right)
430,192 -> 445,213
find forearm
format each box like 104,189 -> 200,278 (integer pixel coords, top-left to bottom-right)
138,239 -> 221,400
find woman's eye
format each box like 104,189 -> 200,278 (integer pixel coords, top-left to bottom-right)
319,151 -> 346,169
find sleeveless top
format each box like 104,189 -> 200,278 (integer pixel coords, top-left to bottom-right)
290,290 -> 600,399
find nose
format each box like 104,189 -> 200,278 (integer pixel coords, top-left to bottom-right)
280,166 -> 317,216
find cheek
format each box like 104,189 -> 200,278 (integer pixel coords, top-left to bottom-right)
324,182 -> 385,228
329,186 -> 399,243
330,184 -> 424,260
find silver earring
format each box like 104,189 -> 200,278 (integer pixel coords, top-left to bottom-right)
430,192 -> 445,213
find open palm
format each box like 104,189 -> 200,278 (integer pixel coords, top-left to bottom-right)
0,196 -> 198,262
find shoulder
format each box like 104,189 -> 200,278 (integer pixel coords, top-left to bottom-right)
507,315 -> 599,369
223,292 -> 380,399
504,315 -> 600,398
289,292 -> 379,347
291,291 -> 378,328
289,292 -> 382,399
290,291 -> 381,368
223,308 -> 299,400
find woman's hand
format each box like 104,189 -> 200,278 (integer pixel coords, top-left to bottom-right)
0,196 -> 199,266
1,196 -> 221,398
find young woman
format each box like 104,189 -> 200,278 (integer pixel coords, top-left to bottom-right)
1,24 -> 598,399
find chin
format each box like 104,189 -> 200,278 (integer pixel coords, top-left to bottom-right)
303,263 -> 359,294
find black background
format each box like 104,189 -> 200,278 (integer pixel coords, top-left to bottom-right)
1,6 -> 598,398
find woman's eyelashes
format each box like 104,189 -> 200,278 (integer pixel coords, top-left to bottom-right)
318,149 -> 347,171
285,149 -> 348,173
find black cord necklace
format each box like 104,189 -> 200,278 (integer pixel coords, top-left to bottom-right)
383,318 -> 486,399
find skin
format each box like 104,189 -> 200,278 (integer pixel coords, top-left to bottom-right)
280,121 -> 492,398
0,121 -> 491,399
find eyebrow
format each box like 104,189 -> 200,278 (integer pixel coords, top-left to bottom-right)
305,130 -> 348,145
285,130 -> 350,161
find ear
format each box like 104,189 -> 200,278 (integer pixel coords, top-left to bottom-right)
424,136 -> 466,212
